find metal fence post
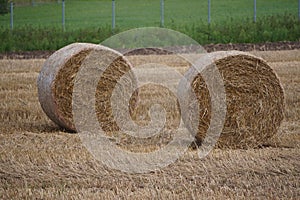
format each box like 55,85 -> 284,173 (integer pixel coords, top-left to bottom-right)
62,0 -> 65,31
160,0 -> 164,27
208,0 -> 211,24
112,0 -> 115,32
298,0 -> 300,21
10,2 -> 13,30
254,0 -> 257,22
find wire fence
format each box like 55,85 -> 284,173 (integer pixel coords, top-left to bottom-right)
0,0 -> 299,31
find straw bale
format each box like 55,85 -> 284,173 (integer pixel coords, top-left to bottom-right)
179,51 -> 285,148
37,43 -> 137,132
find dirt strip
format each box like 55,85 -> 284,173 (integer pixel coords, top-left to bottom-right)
1,41 -> 299,59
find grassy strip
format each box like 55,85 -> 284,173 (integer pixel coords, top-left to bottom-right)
0,25 -> 114,52
0,13 -> 299,52
177,13 -> 300,44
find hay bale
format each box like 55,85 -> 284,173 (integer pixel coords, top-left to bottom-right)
37,43 -> 138,132
179,51 -> 284,148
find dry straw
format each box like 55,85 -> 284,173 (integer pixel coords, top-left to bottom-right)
179,51 -> 284,149
37,43 -> 138,132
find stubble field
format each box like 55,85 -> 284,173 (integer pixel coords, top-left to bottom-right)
0,50 -> 299,199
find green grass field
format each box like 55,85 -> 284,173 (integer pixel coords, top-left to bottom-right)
0,0 -> 298,29
0,0 -> 299,52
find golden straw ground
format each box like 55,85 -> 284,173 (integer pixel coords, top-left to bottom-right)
0,49 -> 299,198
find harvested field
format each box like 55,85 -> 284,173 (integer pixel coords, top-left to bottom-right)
0,50 -> 299,199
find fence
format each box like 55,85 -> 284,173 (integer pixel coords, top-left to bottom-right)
0,0 -> 299,31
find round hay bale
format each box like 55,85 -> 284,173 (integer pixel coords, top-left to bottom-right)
179,51 -> 285,149
37,43 -> 138,132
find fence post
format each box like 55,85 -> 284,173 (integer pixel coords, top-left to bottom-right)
10,2 -> 13,30
160,0 -> 164,27
208,0 -> 211,24
112,0 -> 115,32
254,0 -> 257,22
62,0 -> 65,31
298,0 -> 300,21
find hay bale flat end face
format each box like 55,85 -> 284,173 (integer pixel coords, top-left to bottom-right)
180,51 -> 285,149
37,43 -> 137,132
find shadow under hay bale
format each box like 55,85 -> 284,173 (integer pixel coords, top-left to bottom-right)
179,51 -> 285,149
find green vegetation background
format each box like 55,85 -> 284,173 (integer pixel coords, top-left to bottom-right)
0,0 -> 299,52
